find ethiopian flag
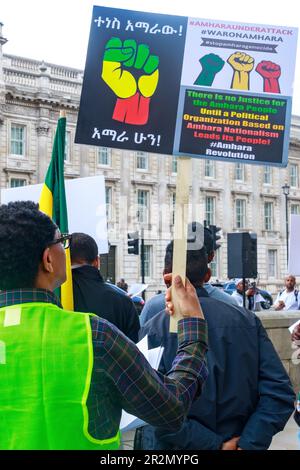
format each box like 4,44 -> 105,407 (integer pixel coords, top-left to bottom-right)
39,112 -> 73,310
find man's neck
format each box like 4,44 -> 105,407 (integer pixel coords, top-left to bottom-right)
286,287 -> 295,293
193,282 -> 204,289
71,263 -> 87,269
34,279 -> 55,292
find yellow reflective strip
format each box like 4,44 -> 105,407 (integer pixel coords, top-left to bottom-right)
39,184 -> 53,217
4,307 -> 21,327
82,315 -> 120,447
0,341 -> 6,365
61,248 -> 74,311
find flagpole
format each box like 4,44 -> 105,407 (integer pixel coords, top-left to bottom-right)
39,109 -> 74,310
58,109 -> 74,311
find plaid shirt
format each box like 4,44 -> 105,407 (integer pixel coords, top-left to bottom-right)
0,289 -> 208,440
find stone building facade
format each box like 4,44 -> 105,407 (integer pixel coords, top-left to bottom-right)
1,23 -> 300,297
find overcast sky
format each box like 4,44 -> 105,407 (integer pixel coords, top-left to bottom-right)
1,0 -> 299,114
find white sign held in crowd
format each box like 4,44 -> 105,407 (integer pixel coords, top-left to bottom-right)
288,214 -> 300,275
1,175 -> 108,254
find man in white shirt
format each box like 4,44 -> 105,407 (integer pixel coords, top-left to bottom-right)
231,279 -> 264,311
274,275 -> 299,311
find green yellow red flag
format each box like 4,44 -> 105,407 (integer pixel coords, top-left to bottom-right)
39,111 -> 73,310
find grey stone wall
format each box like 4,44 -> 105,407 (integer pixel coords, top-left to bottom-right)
257,310 -> 300,390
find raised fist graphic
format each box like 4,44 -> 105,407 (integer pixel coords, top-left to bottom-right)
227,52 -> 254,90
102,37 -> 159,125
194,53 -> 225,86
256,61 -> 281,93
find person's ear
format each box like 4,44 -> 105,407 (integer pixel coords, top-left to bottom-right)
41,247 -> 54,273
92,256 -> 100,269
207,251 -> 215,263
204,267 -> 211,283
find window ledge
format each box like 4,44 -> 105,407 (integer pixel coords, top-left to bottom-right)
261,230 -> 280,237
8,154 -> 27,160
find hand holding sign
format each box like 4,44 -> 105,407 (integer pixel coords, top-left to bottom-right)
101,37 -> 159,125
164,274 -> 204,320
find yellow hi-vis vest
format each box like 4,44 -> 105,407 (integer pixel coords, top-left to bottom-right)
0,302 -> 120,450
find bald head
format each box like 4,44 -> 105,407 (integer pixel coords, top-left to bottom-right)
285,275 -> 296,292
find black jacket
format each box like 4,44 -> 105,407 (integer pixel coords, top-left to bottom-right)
137,287 -> 295,450
72,265 -> 140,342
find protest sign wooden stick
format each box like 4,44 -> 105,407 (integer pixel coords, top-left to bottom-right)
169,157 -> 192,333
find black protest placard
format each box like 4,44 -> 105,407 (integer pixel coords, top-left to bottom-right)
75,5 -> 187,154
177,87 -> 289,165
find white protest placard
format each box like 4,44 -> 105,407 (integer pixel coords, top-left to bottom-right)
288,214 -> 300,275
128,283 -> 148,298
1,175 -> 108,254
289,319 -> 300,334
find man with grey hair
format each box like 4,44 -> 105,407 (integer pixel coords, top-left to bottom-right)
274,275 -> 299,311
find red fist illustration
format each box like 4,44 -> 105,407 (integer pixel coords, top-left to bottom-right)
255,61 -> 281,93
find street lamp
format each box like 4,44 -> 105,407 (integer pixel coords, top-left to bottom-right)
282,183 -> 290,266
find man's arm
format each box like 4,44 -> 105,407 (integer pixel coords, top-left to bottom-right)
98,316 -> 207,430
122,296 -> 140,343
95,276 -> 208,431
238,317 -> 295,450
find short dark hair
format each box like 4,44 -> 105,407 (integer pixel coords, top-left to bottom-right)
0,201 -> 56,289
164,241 -> 208,287
70,232 -> 98,264
204,227 -> 214,256
187,222 -> 215,256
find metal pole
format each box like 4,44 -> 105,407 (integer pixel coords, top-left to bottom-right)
141,228 -> 145,301
242,277 -> 246,308
285,194 -> 289,266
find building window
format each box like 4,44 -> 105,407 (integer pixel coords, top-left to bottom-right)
64,131 -> 71,163
98,147 -> 111,166
10,178 -> 27,188
289,164 -> 298,188
141,245 -> 152,278
172,156 -> 177,174
263,166 -> 272,184
291,203 -> 300,215
11,124 -> 25,156
210,250 -> 219,278
264,202 -> 273,231
235,199 -> 246,229
205,196 -> 215,226
137,189 -> 149,224
105,186 -> 112,221
268,249 -> 277,278
234,163 -> 244,181
204,160 -> 215,178
136,151 -> 148,170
